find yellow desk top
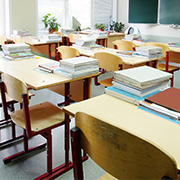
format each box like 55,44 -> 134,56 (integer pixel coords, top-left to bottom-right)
72,46 -> 159,66
0,56 -> 99,90
63,94 -> 180,170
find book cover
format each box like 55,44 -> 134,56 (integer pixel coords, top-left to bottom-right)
60,56 -> 98,68
38,61 -> 60,73
114,66 -> 172,88
145,87 -> 180,113
105,86 -> 160,105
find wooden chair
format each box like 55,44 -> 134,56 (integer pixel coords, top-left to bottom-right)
67,33 -> 81,46
0,72 -> 65,176
13,37 -> 26,44
145,42 -> 179,87
48,46 -> 80,106
94,52 -> 123,87
0,35 -> 7,45
57,45 -> 80,59
113,39 -> 136,51
53,31 -> 65,45
71,111 -> 178,180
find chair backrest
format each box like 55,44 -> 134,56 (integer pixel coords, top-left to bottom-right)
168,50 -> 180,64
0,35 -> 7,45
1,73 -> 28,104
94,52 -> 123,71
53,31 -> 64,38
71,112 -> 177,180
13,37 -> 26,44
67,33 -> 81,46
113,40 -> 136,51
145,42 -> 169,58
57,45 -> 80,59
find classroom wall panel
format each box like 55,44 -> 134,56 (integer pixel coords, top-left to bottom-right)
11,0 -> 36,35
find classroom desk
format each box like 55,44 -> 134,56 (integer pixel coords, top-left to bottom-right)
63,94 -> 180,172
72,46 -> 159,67
24,37 -> 62,60
0,56 -> 98,179
7,36 -> 62,60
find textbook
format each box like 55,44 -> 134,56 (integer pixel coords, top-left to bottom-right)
59,56 -> 99,68
1,43 -> 30,51
139,100 -> 180,120
38,61 -> 60,73
54,68 -> 99,79
105,86 -> 160,105
145,87 -> 180,113
112,80 -> 169,97
113,66 -> 172,89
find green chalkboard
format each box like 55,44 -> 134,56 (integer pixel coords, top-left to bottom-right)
159,0 -> 180,25
128,0 -> 158,24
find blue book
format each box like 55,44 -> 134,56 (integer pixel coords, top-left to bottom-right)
105,86 -> 160,105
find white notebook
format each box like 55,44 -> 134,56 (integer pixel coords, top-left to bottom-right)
60,56 -> 98,68
114,66 -> 172,88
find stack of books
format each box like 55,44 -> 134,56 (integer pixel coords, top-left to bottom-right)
133,45 -> 163,59
11,29 -> 31,38
139,87 -> 180,120
168,42 -> 180,48
46,34 -> 62,42
38,56 -> 99,79
73,37 -> 103,50
92,30 -> 108,38
105,66 -> 172,105
1,43 -> 34,60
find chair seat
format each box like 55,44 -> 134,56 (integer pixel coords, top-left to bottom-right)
10,102 -> 65,132
99,77 -> 113,87
158,63 -> 179,72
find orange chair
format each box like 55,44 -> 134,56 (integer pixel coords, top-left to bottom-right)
0,73 -> 65,178
71,112 -> 178,180
113,40 -> 136,51
94,52 -> 123,87
67,33 -> 81,46
0,35 -> 7,45
145,42 -> 179,87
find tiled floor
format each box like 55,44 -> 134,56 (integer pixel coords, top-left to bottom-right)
0,70 -> 180,180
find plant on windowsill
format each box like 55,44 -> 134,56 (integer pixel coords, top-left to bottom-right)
95,23 -> 106,31
114,22 -> 125,33
42,13 -> 61,34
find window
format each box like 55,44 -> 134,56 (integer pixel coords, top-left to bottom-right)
37,0 -> 66,37
93,0 -> 112,28
37,0 -> 115,36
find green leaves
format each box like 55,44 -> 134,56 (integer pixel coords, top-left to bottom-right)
42,13 -> 61,33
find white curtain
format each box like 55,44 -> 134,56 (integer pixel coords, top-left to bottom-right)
93,0 -> 112,28
0,0 -> 5,35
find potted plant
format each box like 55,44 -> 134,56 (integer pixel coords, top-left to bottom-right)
95,23 -> 106,31
114,22 -> 125,33
42,13 -> 61,33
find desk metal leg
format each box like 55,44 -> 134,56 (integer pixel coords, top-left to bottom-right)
55,43 -> 59,61
49,44 -> 51,59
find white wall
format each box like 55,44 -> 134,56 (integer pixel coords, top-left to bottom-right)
11,0 -> 36,36
117,0 -> 180,43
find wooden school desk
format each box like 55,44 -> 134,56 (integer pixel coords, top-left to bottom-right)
0,56 -> 98,179
72,46 -> 159,67
63,94 -> 180,173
